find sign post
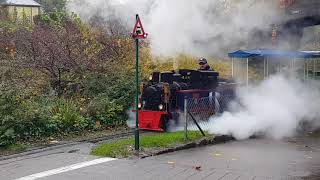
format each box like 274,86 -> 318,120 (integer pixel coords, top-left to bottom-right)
132,14 -> 148,151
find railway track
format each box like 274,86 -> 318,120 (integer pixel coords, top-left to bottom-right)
0,129 -> 152,161
87,130 -> 135,143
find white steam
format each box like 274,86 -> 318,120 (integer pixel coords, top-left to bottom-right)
209,73 -> 320,140
67,0 -> 281,57
126,107 -> 136,128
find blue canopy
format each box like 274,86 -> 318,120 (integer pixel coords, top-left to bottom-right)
228,49 -> 320,58
302,51 -> 320,58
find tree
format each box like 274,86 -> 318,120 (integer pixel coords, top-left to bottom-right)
35,0 -> 67,13
4,16 -> 99,95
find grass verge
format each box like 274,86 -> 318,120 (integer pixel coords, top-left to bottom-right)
310,129 -> 320,138
92,131 -> 207,158
0,143 -> 29,156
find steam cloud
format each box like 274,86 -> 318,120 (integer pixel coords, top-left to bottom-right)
126,107 -> 136,128
209,73 -> 320,140
67,0 -> 281,57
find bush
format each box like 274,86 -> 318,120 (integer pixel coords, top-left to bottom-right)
0,67 -> 137,147
80,72 -> 135,125
0,92 -> 88,146
14,99 -> 53,139
0,116 -> 17,146
0,71 -> 136,147
0,91 -> 22,146
87,95 -> 125,127
50,98 -> 88,133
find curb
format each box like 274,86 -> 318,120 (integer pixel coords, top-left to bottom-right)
140,135 -> 234,158
0,142 -> 82,161
0,131 -> 139,161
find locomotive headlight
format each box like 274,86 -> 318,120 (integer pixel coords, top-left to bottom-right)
138,103 -> 142,109
158,104 -> 164,110
149,75 -> 153,81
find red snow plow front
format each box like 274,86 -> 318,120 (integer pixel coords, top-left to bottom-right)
133,110 -> 168,131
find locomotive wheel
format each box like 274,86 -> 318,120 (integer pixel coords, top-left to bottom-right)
160,116 -> 169,132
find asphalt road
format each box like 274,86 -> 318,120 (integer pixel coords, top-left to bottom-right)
1,137 -> 320,180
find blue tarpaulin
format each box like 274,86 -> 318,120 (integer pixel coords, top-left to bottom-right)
228,49 -> 320,58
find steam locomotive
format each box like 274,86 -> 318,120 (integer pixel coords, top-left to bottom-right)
136,69 -> 234,131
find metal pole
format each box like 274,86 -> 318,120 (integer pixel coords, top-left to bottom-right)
292,58 -> 295,71
184,98 -> 188,140
266,58 -> 269,77
187,111 -> 205,137
314,59 -> 316,79
215,92 -> 220,114
247,58 -> 249,86
263,57 -> 266,79
292,58 -> 295,70
231,58 -> 234,78
134,14 -> 140,151
304,60 -> 306,80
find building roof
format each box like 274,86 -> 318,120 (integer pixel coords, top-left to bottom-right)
0,0 -> 41,7
228,49 -> 320,59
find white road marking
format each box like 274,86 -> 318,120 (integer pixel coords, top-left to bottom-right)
14,158 -> 116,180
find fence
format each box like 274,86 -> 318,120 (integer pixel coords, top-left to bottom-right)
184,92 -> 235,139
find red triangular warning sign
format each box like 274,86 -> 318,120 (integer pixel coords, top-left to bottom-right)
132,16 -> 148,39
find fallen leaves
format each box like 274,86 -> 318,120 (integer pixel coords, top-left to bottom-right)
167,161 -> 202,171
304,155 -> 313,159
211,152 -> 223,157
193,165 -> 202,171
49,140 -> 59,144
167,161 -> 176,167
167,161 -> 176,164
